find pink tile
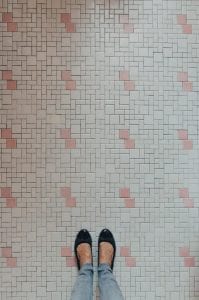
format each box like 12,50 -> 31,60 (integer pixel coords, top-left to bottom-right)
61,70 -> 72,81
179,188 -> 189,199
177,129 -> 188,140
120,246 -> 130,257
60,187 -> 71,198
61,246 -> 72,257
119,129 -> 130,140
182,81 -> 192,92
182,24 -> 192,34
177,72 -> 188,82
1,247 -> 12,258
124,80 -> 135,91
7,80 -> 17,90
1,128 -> 12,139
66,23 -> 76,33
2,12 -> 13,22
6,257 -> 17,268
183,198 -> 194,208
65,138 -> 76,149
177,15 -> 187,25
124,197 -> 135,208
66,197 -> 76,207
124,138 -> 135,149
6,139 -> 17,149
60,128 -> 71,139
66,256 -> 76,267
61,13 -> 71,24
123,24 -> 134,33
182,140 -> 193,150
1,187 -> 12,198
179,246 -> 190,257
184,257 -> 195,267
2,70 -> 12,80
125,257 -> 136,267
66,80 -> 76,90
7,22 -> 18,32
119,71 -> 129,81
119,188 -> 130,198
6,198 -> 17,208
120,15 -> 129,24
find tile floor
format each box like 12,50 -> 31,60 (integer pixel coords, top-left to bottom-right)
0,0 -> 199,299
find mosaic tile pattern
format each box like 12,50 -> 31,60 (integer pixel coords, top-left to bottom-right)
0,0 -> 199,299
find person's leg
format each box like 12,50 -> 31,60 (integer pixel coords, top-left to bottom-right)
70,263 -> 93,300
71,229 -> 94,300
98,263 -> 124,300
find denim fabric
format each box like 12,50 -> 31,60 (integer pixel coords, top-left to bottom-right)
70,263 -> 124,300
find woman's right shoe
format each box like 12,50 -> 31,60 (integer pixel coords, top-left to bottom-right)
98,228 -> 116,270
74,229 -> 93,270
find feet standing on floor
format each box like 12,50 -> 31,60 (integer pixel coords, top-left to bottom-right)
76,241 -> 114,268
75,228 -> 115,269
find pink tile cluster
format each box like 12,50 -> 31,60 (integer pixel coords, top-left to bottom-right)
177,14 -> 192,34
119,187 -> 135,208
0,128 -> 17,149
179,246 -> 195,267
177,71 -> 192,92
60,128 -> 76,149
61,70 -> 76,90
120,14 -> 134,33
177,129 -> 193,150
179,188 -> 194,208
1,247 -> 17,267
120,246 -> 136,267
61,13 -> 76,33
2,70 -> 17,90
60,186 -> 76,207
61,246 -> 76,267
0,187 -> 17,208
2,12 -> 18,32
119,129 -> 135,149
119,70 -> 135,91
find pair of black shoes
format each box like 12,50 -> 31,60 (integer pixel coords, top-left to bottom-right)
74,228 -> 116,270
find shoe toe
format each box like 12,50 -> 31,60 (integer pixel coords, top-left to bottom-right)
77,229 -> 90,240
101,228 -> 112,237
99,228 -> 114,241
75,229 -> 92,248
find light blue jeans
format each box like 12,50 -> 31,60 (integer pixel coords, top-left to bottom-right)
70,263 -> 124,300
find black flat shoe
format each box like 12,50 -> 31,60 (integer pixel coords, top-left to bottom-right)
74,229 -> 92,270
98,228 -> 116,270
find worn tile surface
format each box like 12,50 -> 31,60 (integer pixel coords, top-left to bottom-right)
0,0 -> 199,299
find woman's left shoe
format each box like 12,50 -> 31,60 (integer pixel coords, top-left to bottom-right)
74,229 -> 93,270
